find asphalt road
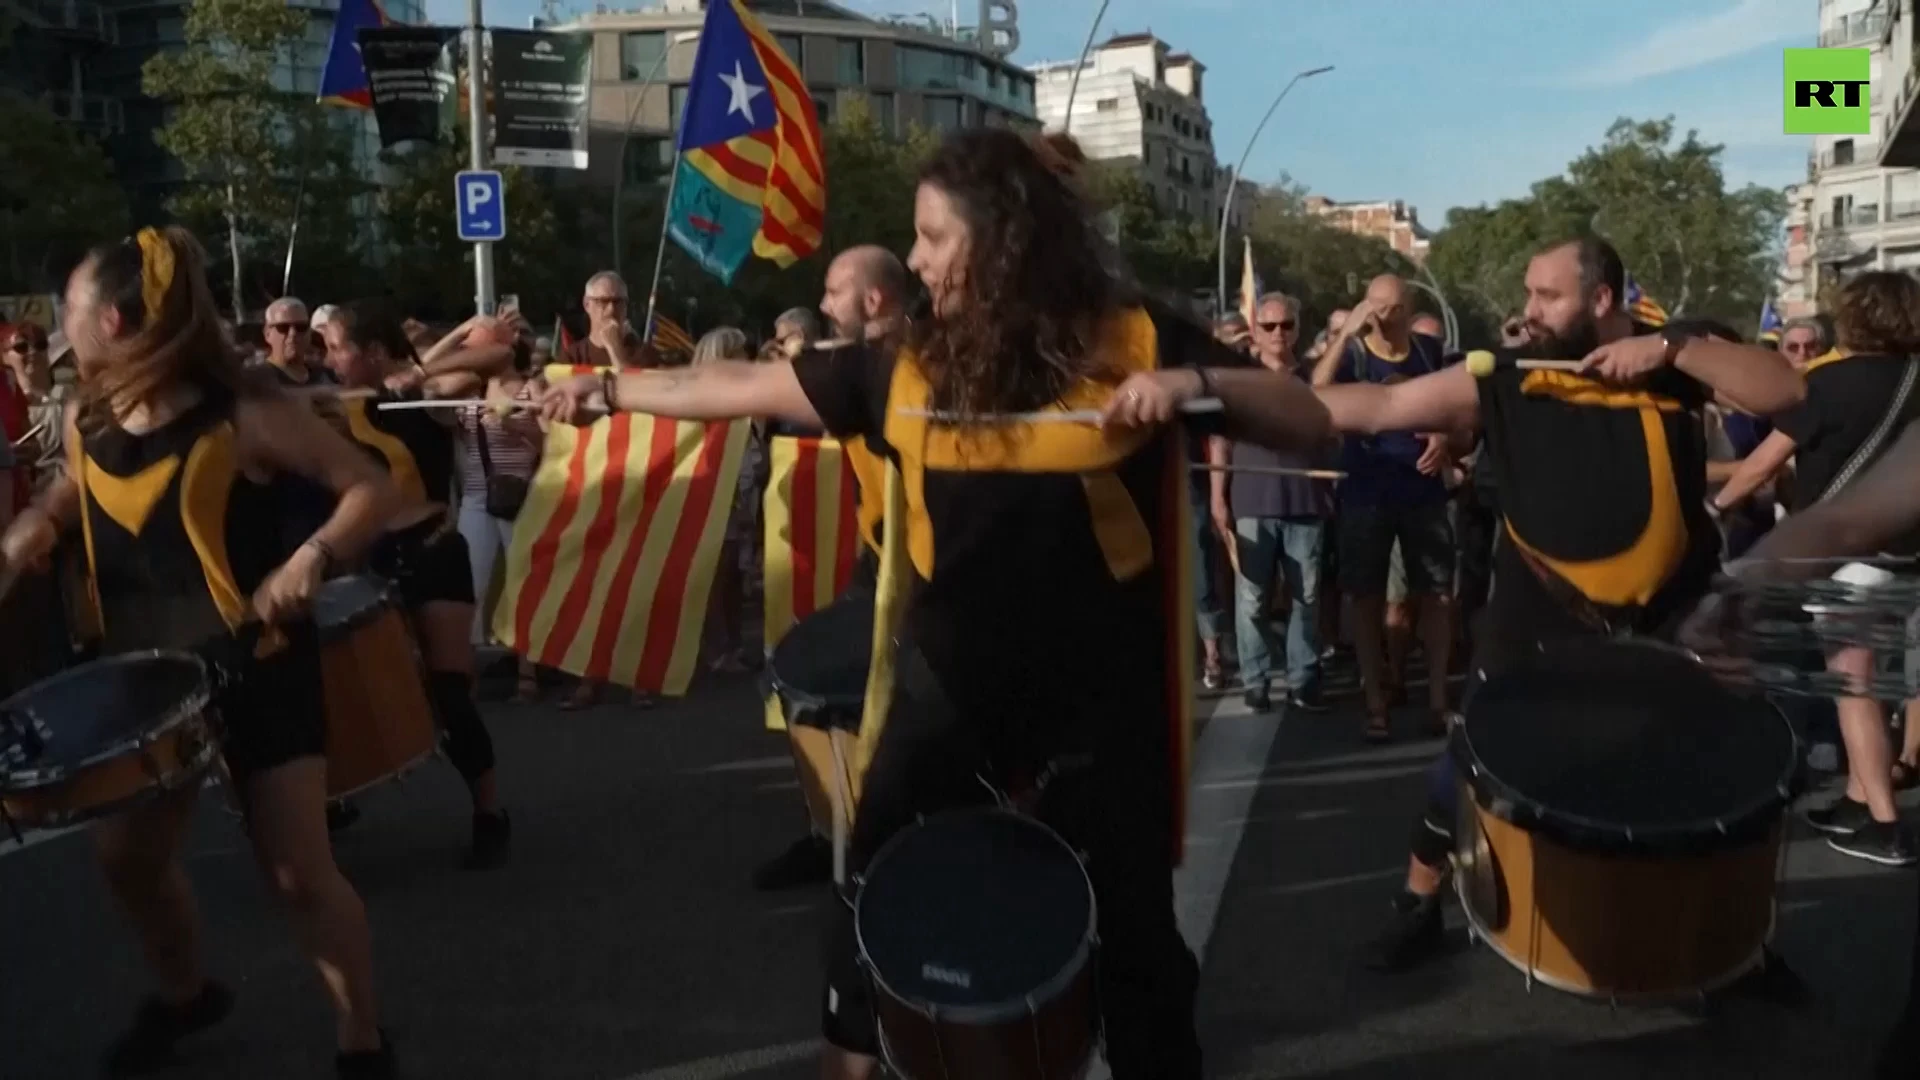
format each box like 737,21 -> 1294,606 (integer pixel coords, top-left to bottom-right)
2,659 -> 1915,1080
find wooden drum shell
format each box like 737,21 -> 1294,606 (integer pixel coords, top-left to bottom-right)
321,603 -> 437,799
874,951 -> 1097,1080
1456,794 -> 1782,1000
2,714 -> 217,830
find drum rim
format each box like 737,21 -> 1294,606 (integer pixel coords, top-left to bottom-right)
1453,639 -> 1802,853
766,601 -> 874,714
314,574 -> 398,639
0,650 -> 211,790
1450,707 -> 1801,853
854,806 -> 1099,1025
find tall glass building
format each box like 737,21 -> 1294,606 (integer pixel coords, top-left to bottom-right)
92,0 -> 429,217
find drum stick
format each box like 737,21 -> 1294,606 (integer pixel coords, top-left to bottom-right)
896,398 -> 1226,425
9,421 -> 45,450
374,398 -> 540,413
1462,350 -> 1586,378
1190,463 -> 1345,480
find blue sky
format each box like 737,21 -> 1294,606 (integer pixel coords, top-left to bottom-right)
428,0 -> 1815,229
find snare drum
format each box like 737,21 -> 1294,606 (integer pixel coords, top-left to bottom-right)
315,576 -> 438,799
856,808 -> 1098,1080
1451,639 -> 1800,1001
0,652 -> 216,831
767,589 -> 873,881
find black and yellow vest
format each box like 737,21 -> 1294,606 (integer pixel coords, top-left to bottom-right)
74,391 -> 290,654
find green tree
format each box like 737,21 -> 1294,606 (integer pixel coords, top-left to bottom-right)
1427,117 -> 1786,336
143,0 -> 369,320
1238,180 -> 1418,330
0,92 -> 131,293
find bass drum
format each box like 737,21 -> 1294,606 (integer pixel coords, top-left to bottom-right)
0,651 -> 216,831
1451,638 -> 1799,1001
856,808 -> 1098,1080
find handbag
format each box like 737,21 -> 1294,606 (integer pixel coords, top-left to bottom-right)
474,406 -> 529,520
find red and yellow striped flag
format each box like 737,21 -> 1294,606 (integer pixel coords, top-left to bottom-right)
493,365 -> 751,695
761,434 -> 861,730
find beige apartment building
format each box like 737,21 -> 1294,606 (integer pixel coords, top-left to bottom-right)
1303,197 -> 1431,264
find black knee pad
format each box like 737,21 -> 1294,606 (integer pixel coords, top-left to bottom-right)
428,671 -> 496,782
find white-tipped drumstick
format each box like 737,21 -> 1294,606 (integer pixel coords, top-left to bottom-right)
895,397 -> 1226,425
1463,350 -> 1585,377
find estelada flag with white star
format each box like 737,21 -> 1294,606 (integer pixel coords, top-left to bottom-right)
666,0 -> 826,283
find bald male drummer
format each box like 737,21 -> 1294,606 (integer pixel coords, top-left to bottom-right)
1315,234 -> 1806,974
752,244 -> 909,891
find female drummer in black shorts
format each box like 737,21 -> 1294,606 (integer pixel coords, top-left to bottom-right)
319,299 -> 511,870
0,227 -> 400,1077
545,128 -> 1333,1080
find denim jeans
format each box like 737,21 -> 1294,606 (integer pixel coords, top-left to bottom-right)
1232,516 -> 1325,691
1189,477 -> 1226,644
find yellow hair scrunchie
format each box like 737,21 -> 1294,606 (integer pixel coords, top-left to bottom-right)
134,228 -> 175,325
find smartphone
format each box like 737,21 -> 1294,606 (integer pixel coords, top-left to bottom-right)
498,294 -> 520,312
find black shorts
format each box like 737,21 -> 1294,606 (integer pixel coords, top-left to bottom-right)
1336,500 -> 1455,596
819,649 -> 1201,1078
220,621 -> 329,786
371,518 -> 476,609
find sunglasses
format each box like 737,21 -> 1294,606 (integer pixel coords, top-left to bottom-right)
1257,320 -> 1298,332
6,341 -> 42,354
269,322 -> 310,334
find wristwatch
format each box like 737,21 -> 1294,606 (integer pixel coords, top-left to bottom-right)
1659,324 -> 1698,366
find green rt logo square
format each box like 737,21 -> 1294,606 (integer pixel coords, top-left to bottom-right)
1786,48 -> 1871,134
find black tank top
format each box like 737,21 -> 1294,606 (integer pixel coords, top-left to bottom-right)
341,394 -> 456,509
76,388 -> 292,654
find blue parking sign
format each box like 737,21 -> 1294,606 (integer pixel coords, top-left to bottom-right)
455,170 -> 506,242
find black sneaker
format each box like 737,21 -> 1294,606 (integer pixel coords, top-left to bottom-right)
462,810 -> 511,871
102,980 -> 235,1076
1288,686 -> 1330,713
1362,890 -> 1445,973
1243,684 -> 1273,712
1804,797 -> 1873,836
1827,820 -> 1920,867
336,1031 -> 396,1079
752,834 -> 833,891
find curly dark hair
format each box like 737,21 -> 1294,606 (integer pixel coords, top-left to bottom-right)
1834,271 -> 1920,356
911,128 -> 1124,418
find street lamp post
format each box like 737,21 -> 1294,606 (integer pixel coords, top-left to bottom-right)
612,30 -> 699,277
1214,65 -> 1332,317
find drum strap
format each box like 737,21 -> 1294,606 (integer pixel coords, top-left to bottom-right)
1816,356 -> 1920,507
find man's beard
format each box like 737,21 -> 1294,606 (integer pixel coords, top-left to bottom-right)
1525,315 -> 1600,361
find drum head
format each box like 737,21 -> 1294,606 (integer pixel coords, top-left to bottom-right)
769,590 -> 874,712
856,809 -> 1093,1015
314,575 -> 392,640
0,652 -> 208,785
1454,640 -> 1799,854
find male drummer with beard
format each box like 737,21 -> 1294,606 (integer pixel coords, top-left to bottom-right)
1314,235 -> 1806,973
750,244 -> 907,891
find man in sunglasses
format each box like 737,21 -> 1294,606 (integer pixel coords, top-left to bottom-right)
1209,293 -> 1334,712
260,297 -> 333,388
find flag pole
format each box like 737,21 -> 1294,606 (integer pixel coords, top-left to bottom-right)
641,142 -> 685,345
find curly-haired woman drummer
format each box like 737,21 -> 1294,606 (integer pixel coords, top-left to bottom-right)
545,128 -> 1332,1080
318,299 -> 512,870
0,228 -> 401,1077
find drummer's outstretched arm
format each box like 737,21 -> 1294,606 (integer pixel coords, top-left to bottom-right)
547,360 -> 827,431
1316,364 -> 1480,436
1734,421 -> 1920,580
